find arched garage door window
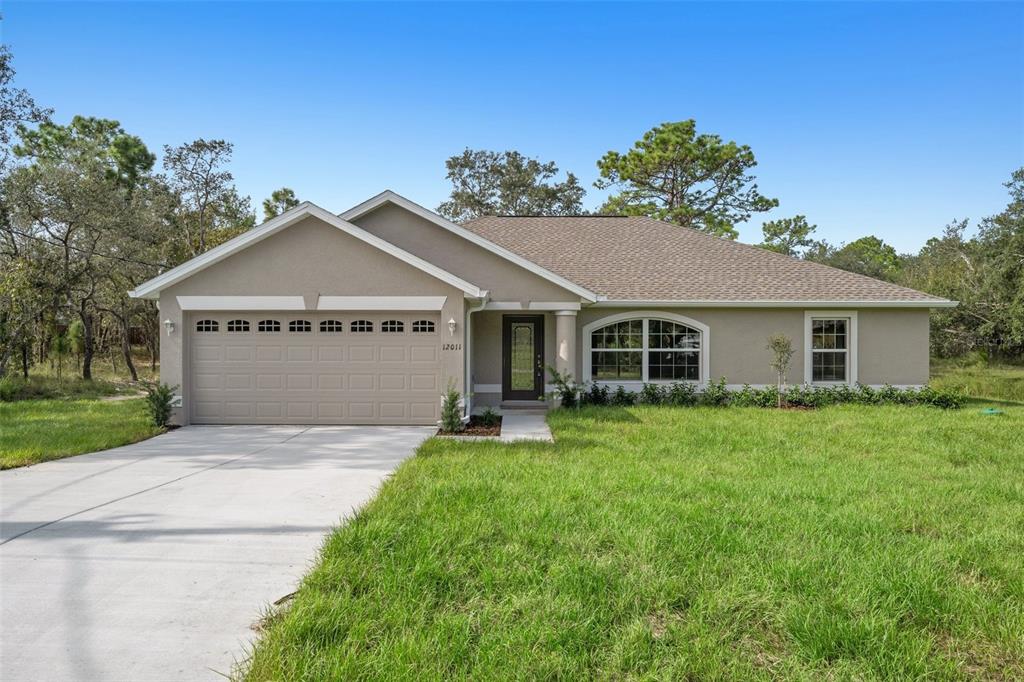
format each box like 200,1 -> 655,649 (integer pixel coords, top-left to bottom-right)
583,313 -> 709,385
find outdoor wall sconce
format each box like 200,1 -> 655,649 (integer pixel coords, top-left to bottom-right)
164,319 -> 175,335
447,317 -> 457,336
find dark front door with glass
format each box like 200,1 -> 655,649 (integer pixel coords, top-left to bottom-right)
502,315 -> 545,401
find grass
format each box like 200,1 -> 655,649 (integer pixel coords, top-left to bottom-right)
0,348 -> 158,401
0,398 -> 163,469
931,358 -> 1024,403
241,403 -> 1024,681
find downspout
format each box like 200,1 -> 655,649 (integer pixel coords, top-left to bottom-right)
463,290 -> 490,417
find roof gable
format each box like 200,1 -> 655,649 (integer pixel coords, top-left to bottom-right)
340,191 -> 599,302
130,202 -> 483,299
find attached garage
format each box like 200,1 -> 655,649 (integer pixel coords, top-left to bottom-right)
188,312 -> 443,424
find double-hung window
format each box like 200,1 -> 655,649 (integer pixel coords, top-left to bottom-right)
805,312 -> 857,384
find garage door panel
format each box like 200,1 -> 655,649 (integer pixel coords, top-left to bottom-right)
348,374 -> 375,391
194,401 -> 222,420
193,346 -> 222,362
410,374 -> 438,391
224,402 -> 253,418
317,402 -> 345,419
379,403 -> 407,419
286,346 -> 314,362
317,374 -> 345,390
348,345 -> 376,362
190,313 -> 442,425
286,374 -> 314,390
318,346 -> 344,362
193,373 -> 221,390
224,345 -> 254,362
380,346 -> 406,362
379,374 -> 406,391
286,402 -> 314,419
255,374 -> 282,390
411,402 -> 439,420
410,346 -> 437,363
255,346 -> 283,361
348,402 -> 374,419
257,402 -> 282,418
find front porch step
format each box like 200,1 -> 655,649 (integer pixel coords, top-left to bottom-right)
498,401 -> 549,415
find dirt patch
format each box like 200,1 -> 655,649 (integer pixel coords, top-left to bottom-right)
437,415 -> 502,437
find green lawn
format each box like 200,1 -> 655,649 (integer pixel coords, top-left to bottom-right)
242,404 -> 1023,681
0,398 -> 163,469
931,358 -> 1024,403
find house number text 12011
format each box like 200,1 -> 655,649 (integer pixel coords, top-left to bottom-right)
443,343 -> 462,351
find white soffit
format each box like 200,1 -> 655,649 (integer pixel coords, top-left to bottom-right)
317,296 -> 447,311
176,296 -> 306,310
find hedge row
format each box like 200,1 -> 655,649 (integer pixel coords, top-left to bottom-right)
558,378 -> 967,410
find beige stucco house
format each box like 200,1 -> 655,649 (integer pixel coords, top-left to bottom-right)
131,190 -> 956,426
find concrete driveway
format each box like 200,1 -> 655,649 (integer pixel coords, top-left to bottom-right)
0,425 -> 432,681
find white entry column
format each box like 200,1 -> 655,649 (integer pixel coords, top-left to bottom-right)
554,310 -> 577,382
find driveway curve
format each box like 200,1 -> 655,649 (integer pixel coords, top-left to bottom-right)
0,425 -> 432,681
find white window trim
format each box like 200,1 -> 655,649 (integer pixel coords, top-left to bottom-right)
804,311 -> 858,385
582,311 -> 710,386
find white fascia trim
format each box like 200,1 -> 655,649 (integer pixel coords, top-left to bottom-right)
528,301 -> 582,311
339,190 -> 599,302
317,296 -> 447,311
484,302 -> 524,311
804,311 -> 859,386
582,311 -> 711,387
130,202 -> 483,300
591,299 -> 957,309
177,296 -> 305,311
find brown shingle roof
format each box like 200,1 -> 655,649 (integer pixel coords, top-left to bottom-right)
461,215 -> 949,304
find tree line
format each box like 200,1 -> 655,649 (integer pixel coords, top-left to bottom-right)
0,47 -> 300,381
437,122 -> 1023,361
2,45 -> 1020,387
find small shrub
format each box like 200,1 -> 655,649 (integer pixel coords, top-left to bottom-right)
547,366 -> 579,408
665,381 -> 699,406
730,384 -> 758,407
610,385 -> 636,406
583,382 -> 610,406
701,377 -> 730,406
752,385 -> 780,408
0,375 -> 25,402
919,385 -> 967,409
440,381 -> 464,433
478,407 -> 501,427
638,383 -> 665,405
143,382 -> 177,427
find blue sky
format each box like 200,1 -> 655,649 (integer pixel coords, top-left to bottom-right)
4,1 -> 1022,251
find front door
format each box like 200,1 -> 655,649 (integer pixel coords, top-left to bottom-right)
502,315 -> 545,401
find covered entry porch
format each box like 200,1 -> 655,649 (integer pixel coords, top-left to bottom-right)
468,306 -> 578,412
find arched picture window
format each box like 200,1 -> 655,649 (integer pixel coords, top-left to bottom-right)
195,319 -> 219,332
381,320 -> 404,333
588,316 -> 703,382
412,320 -> 435,333
319,319 -> 344,333
226,319 -> 250,333
351,320 -> 373,333
257,319 -> 281,332
289,320 -> 312,333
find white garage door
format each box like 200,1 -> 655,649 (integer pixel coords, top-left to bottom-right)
188,312 -> 442,424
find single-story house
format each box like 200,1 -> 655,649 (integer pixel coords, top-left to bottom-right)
130,190 -> 957,425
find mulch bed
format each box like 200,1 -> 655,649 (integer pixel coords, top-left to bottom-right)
437,415 -> 502,437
